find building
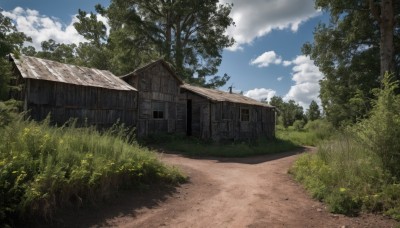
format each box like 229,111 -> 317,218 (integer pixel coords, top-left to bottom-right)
121,59 -> 276,140
120,60 -> 186,137
9,54 -> 137,127
10,55 -> 275,141
181,84 -> 275,141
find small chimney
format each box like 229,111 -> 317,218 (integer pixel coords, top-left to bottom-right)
228,85 -> 233,94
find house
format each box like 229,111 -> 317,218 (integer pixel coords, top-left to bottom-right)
181,84 -> 275,141
121,59 -> 276,141
9,55 -> 275,141
9,54 -> 137,127
120,60 -> 186,137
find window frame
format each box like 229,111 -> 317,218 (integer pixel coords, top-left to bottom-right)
240,107 -> 250,122
152,101 -> 165,119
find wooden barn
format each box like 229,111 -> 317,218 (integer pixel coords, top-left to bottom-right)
9,55 -> 137,127
121,60 -> 186,137
180,84 -> 275,141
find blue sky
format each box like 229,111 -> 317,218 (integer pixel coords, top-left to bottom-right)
0,0 -> 328,109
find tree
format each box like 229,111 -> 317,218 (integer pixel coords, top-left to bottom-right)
0,13 -> 30,100
33,39 -> 77,64
303,0 -> 400,126
269,96 -> 305,128
102,0 -> 235,87
306,100 -> 321,121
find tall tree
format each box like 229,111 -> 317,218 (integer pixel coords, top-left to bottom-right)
303,0 -> 400,126
102,0 -> 235,87
0,13 -> 30,100
306,100 -> 321,121
73,9 -> 112,70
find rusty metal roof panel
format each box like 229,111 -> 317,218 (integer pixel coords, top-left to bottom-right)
181,84 -> 273,108
12,55 -> 137,91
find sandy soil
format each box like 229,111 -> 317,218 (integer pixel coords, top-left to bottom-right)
33,147 -> 398,228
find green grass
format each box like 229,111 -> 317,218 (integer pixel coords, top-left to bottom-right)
0,116 -> 185,225
142,133 -> 300,157
276,120 -> 334,146
290,135 -> 400,219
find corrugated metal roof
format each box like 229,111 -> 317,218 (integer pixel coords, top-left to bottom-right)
181,84 -> 274,108
121,59 -> 183,84
11,55 -> 137,91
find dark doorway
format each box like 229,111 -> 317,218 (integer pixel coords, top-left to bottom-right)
186,99 -> 192,136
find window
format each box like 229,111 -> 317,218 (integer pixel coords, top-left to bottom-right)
152,102 -> 165,119
240,108 -> 250,122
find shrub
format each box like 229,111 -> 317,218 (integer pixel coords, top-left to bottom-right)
352,73 -> 400,177
293,119 -> 305,131
0,117 -> 185,225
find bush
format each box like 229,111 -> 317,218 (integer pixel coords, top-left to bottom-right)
0,117 -> 185,225
352,73 -> 400,177
293,119 -> 305,131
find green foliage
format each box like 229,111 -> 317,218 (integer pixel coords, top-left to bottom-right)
303,0 -> 400,127
290,136 -> 398,217
306,100 -> 320,121
103,0 -> 235,87
276,121 -> 333,147
293,119 -> 306,131
269,96 -> 305,128
0,13 -> 31,100
291,76 -> 400,219
0,117 -> 185,225
143,133 -> 299,158
352,73 -> 400,177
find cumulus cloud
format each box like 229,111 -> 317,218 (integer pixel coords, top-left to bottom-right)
277,76 -> 283,81
283,55 -> 323,109
221,0 -> 321,51
250,51 -> 282,68
1,7 -> 109,50
244,88 -> 276,102
283,60 -> 292,67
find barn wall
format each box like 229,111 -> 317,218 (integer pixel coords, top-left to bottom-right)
24,79 -> 137,128
182,90 -> 275,141
211,102 -> 275,141
124,63 -> 185,136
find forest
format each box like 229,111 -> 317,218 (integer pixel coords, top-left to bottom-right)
0,0 -> 400,226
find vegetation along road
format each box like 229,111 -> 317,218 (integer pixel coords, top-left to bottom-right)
59,147 -> 398,228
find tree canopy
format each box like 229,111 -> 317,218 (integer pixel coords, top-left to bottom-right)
303,0 -> 399,126
0,14 -> 31,100
102,0 -> 235,87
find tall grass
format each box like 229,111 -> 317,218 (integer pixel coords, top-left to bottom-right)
276,119 -> 334,146
291,136 -> 400,219
0,116 -> 185,225
290,74 -> 400,220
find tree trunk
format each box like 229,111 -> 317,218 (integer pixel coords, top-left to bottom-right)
379,0 -> 395,76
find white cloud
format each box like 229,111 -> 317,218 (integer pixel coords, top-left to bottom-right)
244,88 -> 276,102
277,76 -> 283,81
283,55 -> 323,109
283,60 -> 292,67
250,51 -> 282,68
222,0 -> 321,51
1,7 -> 110,50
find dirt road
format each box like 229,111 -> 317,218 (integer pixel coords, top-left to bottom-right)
48,147 -> 398,228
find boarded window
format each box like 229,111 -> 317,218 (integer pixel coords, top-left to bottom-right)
152,101 -> 165,119
222,102 -> 231,120
240,108 -> 250,122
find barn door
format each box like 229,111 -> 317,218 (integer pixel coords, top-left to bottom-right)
186,99 -> 192,136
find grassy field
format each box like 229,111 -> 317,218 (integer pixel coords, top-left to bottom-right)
0,116 -> 185,226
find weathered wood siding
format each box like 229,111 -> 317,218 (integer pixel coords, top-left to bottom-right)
182,90 -> 275,141
124,63 -> 185,136
22,78 -> 137,127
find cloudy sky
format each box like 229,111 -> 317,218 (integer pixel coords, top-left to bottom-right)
0,0 -> 327,109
